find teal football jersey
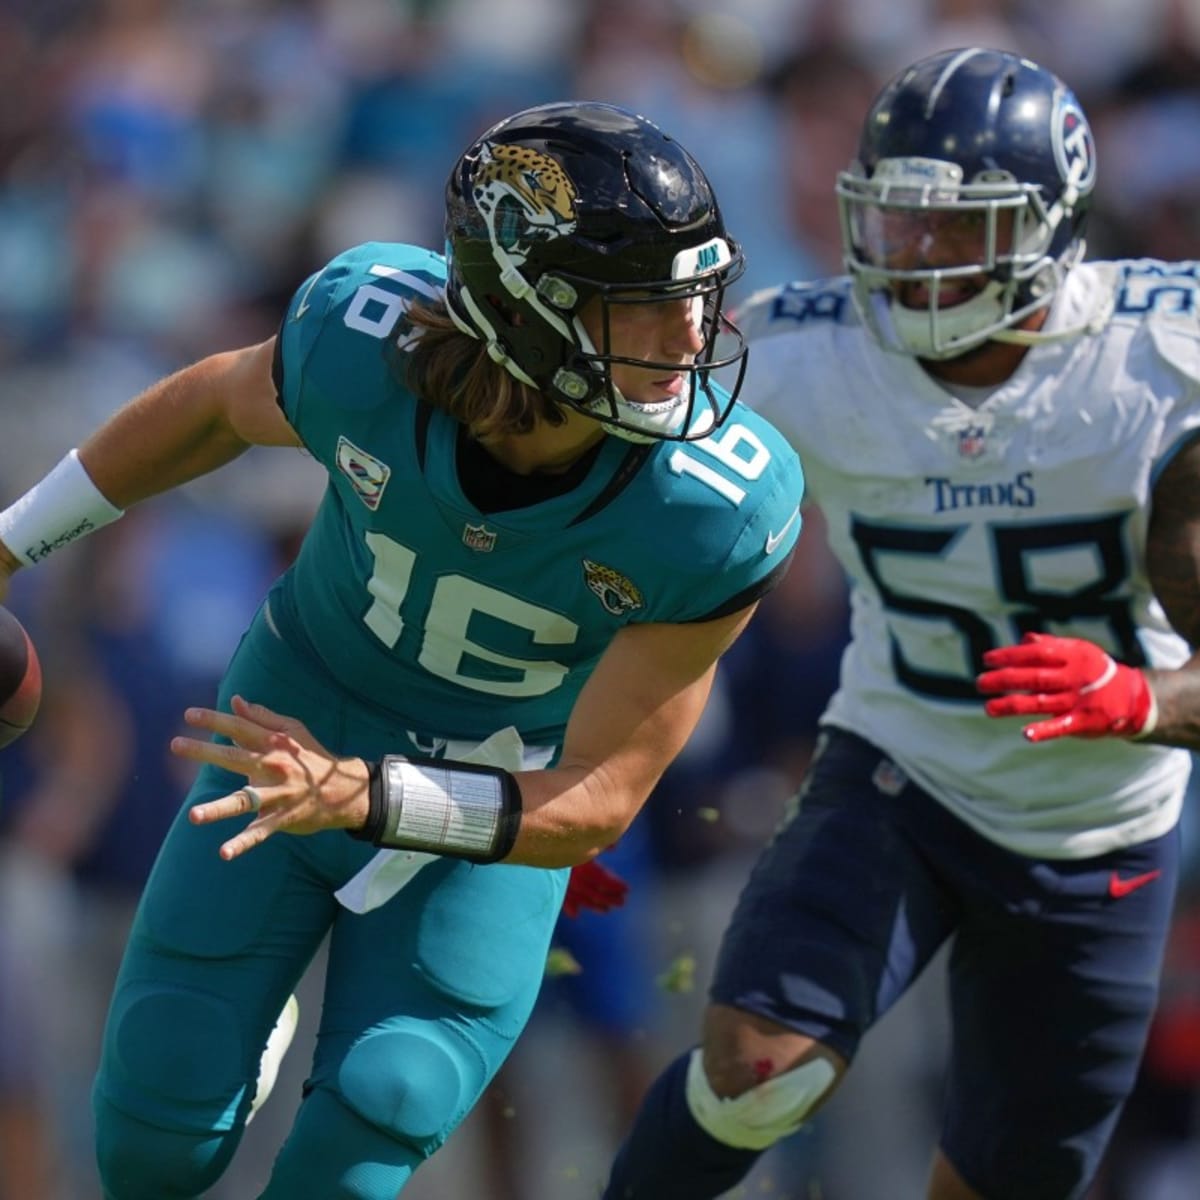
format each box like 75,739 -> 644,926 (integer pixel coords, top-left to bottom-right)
271,242 -> 804,746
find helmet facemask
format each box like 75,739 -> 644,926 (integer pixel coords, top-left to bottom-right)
836,48 -> 1098,362
448,222 -> 747,444
559,252 -> 747,443
837,157 -> 1079,359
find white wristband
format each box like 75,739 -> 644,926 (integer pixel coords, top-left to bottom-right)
0,450 -> 124,567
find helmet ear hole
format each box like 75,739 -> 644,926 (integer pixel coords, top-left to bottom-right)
485,294 -> 521,326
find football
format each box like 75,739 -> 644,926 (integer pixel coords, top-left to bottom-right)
0,605 -> 41,747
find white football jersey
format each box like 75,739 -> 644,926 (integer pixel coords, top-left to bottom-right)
738,259 -> 1200,858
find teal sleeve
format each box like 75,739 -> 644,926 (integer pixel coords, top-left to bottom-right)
274,242 -> 447,442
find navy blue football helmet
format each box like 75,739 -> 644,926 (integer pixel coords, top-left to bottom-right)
837,48 -> 1097,359
444,101 -> 746,442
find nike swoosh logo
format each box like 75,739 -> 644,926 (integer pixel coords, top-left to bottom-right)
765,507 -> 800,555
293,270 -> 324,320
1108,869 -> 1162,899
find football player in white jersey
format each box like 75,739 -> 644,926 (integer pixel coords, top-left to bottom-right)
603,47 -> 1200,1200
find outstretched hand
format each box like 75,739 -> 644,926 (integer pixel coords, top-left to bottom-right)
172,695 -> 370,860
976,632 -> 1156,742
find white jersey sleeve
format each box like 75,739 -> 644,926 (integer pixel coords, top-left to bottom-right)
737,262 -> 1200,859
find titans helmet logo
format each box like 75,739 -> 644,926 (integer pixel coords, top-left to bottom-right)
1052,97 -> 1097,195
471,142 -> 578,265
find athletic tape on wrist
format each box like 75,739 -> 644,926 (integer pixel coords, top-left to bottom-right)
349,755 -> 521,863
0,450 -> 124,566
1132,686 -> 1159,739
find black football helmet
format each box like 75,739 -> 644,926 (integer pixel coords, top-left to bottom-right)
836,48 -> 1097,359
444,101 -> 746,442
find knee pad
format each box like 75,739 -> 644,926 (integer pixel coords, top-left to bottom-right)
94,1095 -> 236,1200
685,1047 -> 837,1150
101,983 -> 247,1122
338,1028 -> 466,1150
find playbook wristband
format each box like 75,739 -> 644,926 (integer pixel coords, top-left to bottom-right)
349,755 -> 522,864
0,450 -> 125,566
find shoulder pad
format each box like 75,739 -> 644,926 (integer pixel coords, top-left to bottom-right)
735,276 -> 856,344
1112,260 -> 1200,388
277,243 -> 446,415
285,242 -> 445,334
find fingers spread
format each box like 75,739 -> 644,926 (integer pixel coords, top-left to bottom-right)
232,695 -> 296,732
977,667 -> 1068,694
232,696 -> 317,753
171,735 -> 261,774
984,693 -> 1077,718
218,823 -> 275,861
189,786 -> 272,826
184,706 -> 278,752
1023,715 -> 1074,742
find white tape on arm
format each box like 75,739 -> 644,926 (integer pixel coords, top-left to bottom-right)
0,450 -> 125,566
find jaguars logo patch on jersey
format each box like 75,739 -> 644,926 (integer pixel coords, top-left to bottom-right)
583,559 -> 644,617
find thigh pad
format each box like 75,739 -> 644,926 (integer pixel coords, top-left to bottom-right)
414,860 -> 563,1010
337,1027 -> 465,1151
100,982 -> 247,1126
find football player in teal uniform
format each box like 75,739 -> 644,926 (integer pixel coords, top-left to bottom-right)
0,102 -> 803,1199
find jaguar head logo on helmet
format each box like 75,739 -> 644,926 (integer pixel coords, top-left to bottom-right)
471,141 -> 579,266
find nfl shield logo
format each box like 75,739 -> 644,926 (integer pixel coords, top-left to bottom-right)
957,425 -> 987,459
462,523 -> 497,552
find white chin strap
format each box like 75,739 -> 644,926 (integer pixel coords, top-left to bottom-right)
685,1047 -> 837,1150
586,396 -> 688,444
883,283 -> 1104,359
886,280 -> 1014,359
444,285 -> 539,387
869,240 -> 1100,360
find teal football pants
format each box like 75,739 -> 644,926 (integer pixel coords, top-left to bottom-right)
92,608 -> 568,1199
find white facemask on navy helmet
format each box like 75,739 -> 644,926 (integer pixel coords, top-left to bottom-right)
836,47 -> 1097,360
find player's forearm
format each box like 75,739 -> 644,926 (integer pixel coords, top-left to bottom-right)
506,759 -> 639,868
1143,656 -> 1200,750
78,354 -> 252,509
0,346 -> 289,573
346,753 -> 648,870
492,627 -> 730,866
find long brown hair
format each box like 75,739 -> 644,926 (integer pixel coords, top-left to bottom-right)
400,299 -> 565,438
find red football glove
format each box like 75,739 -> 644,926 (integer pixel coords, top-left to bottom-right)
976,632 -> 1157,743
562,859 -> 630,918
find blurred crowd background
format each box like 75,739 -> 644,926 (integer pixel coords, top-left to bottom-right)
2,1 -> 1200,1197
